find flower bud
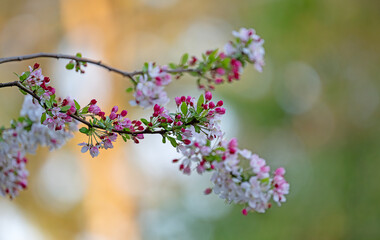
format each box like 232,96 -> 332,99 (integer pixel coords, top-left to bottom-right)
205,91 -> 212,101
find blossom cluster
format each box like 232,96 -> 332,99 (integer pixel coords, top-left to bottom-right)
130,62 -> 172,108
129,28 -> 265,108
0,95 -> 76,198
210,139 -> 289,214
0,27 -> 289,215
166,91 -> 288,214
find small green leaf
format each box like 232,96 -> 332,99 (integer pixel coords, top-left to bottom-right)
143,62 -> 149,73
194,125 -> 201,133
66,62 -> 75,70
79,127 -> 88,134
140,118 -> 149,126
45,100 -> 52,109
81,106 -> 89,114
180,102 -> 188,116
18,89 -> 27,95
180,53 -> 189,65
176,134 -> 183,141
169,63 -> 177,69
215,147 -> 226,152
74,100 -> 80,110
60,105 -> 71,112
221,58 -> 231,69
162,136 -> 166,144
76,53 -> 82,58
40,112 -> 47,124
197,94 -> 204,113
19,71 -> 30,81
126,87 -> 134,93
167,136 -> 177,148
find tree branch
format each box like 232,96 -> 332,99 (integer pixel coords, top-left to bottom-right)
0,80 -> 187,136
0,53 -> 202,83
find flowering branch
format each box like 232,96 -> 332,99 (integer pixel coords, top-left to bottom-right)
0,28 -> 289,215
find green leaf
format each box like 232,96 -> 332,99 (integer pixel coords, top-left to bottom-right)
169,63 -> 177,69
36,87 -> 44,96
140,118 -> 149,126
214,147 -> 226,152
19,71 -> 30,81
45,100 -> 52,109
143,62 -> 149,73
76,53 -> 82,58
197,94 -> 204,114
126,87 -> 134,93
194,125 -> 201,133
167,136 -> 177,148
176,134 -> 182,141
60,105 -> 71,112
18,88 -> 27,95
221,58 -> 231,69
162,136 -> 166,144
81,106 -> 89,114
40,112 -> 47,124
208,49 -> 219,62
74,100 -> 80,110
79,127 -> 88,134
66,62 -> 75,70
180,102 -> 188,116
180,53 -> 189,65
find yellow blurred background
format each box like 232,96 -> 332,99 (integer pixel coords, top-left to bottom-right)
0,0 -> 379,239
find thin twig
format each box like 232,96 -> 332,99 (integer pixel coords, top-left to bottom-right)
0,53 -> 202,83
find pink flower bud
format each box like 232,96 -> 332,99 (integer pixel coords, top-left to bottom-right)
242,209 -> 248,216
183,139 -> 191,145
121,110 -> 128,117
275,167 -> 286,176
204,188 -> 212,195
90,99 -> 97,105
205,91 -> 212,101
215,107 -> 226,115
154,104 -> 160,112
216,68 -> 226,75
175,97 -> 181,106
109,112 -> 117,120
111,106 -> 118,113
217,100 -> 223,106
215,78 -> 224,84
208,101 -> 215,109
62,99 -> 68,106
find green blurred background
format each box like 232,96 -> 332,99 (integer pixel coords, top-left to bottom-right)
0,0 -> 379,239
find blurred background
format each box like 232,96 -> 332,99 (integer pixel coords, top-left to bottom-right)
0,0 -> 379,239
